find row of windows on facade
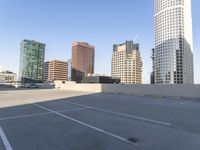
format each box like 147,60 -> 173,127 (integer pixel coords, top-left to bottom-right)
155,32 -> 184,40
155,65 -> 185,69
112,61 -> 139,63
112,75 -> 142,77
155,17 -> 183,24
155,30 -> 184,37
112,68 -> 141,71
155,1 -> 184,14
156,77 -> 184,81
155,36 -> 184,44
156,26 -> 184,33
155,0 -> 183,8
155,50 -> 185,56
155,26 -> 183,34
156,8 -> 183,18
112,71 -> 141,73
156,44 -> 182,49
113,75 -> 141,77
155,75 -> 184,79
155,61 -> 184,65
155,50 -> 185,55
155,25 -> 184,34
113,71 -> 141,73
156,37 -> 185,44
155,15 -> 184,25
155,25 -> 184,32
156,35 -> 184,43
155,13 -> 183,21
155,59 -> 184,64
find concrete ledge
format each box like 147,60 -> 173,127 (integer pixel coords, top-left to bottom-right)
101,84 -> 200,98
54,81 -> 102,93
54,81 -> 200,98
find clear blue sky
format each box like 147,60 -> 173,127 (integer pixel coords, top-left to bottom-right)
0,0 -> 199,83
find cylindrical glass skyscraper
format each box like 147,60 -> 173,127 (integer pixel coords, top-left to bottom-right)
154,0 -> 193,84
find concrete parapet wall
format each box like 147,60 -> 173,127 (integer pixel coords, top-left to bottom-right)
54,81 -> 200,98
54,81 -> 102,93
101,84 -> 200,98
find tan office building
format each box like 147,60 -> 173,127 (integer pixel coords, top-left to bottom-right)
47,60 -> 68,81
112,41 -> 142,84
72,42 -> 95,82
0,71 -> 17,83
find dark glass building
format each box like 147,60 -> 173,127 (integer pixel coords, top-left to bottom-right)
18,39 -> 45,83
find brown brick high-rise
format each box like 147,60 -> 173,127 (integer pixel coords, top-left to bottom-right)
72,42 -> 95,83
48,60 -> 68,81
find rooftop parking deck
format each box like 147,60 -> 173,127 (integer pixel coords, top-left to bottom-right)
0,89 -> 200,150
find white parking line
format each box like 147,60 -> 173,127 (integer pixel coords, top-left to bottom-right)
180,99 -> 196,105
58,107 -> 87,113
0,108 -> 88,121
33,103 -> 136,146
64,101 -> 172,127
0,112 -> 52,121
0,126 -> 13,150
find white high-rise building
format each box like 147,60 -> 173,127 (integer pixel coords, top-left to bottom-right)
154,0 -> 193,84
111,41 -> 142,84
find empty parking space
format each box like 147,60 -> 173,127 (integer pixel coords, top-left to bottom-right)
0,90 -> 200,150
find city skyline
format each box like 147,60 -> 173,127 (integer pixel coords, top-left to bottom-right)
0,0 -> 200,83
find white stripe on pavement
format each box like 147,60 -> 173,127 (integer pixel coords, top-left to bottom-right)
0,107 -> 88,121
0,112 -> 52,121
33,103 -> 136,146
0,126 -> 13,150
64,101 -> 171,127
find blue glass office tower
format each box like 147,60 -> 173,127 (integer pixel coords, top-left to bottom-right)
18,39 -> 45,83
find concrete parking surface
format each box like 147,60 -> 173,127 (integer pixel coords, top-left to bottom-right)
0,89 -> 200,150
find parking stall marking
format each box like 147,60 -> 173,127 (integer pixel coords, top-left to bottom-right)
0,126 -> 13,150
0,107 -> 88,121
63,101 -> 172,127
33,103 -> 137,146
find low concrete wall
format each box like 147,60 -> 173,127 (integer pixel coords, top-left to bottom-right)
102,84 -> 200,98
54,81 -> 102,93
54,81 -> 200,98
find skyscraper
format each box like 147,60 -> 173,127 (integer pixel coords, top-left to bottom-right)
111,41 -> 142,84
154,0 -> 193,84
18,40 -> 45,83
71,42 -> 95,83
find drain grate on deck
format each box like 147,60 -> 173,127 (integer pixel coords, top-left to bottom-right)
127,137 -> 138,143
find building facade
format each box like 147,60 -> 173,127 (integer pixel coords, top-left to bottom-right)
82,75 -> 120,84
0,71 -> 17,83
71,42 -> 95,83
111,41 -> 142,84
44,61 -> 49,81
18,40 -> 45,83
67,59 -> 72,81
154,0 -> 193,84
151,48 -> 155,84
47,60 -> 68,81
